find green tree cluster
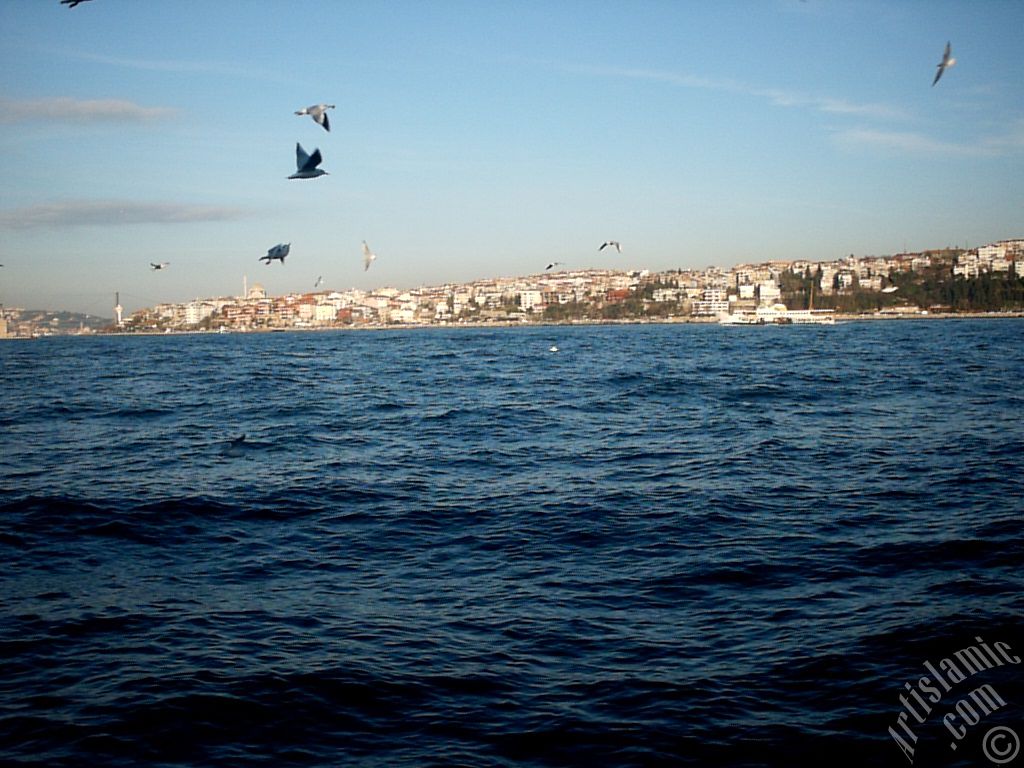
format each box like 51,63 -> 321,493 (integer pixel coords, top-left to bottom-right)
779,266 -> 1024,313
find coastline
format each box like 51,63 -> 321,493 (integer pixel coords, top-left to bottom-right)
7,309 -> 1021,339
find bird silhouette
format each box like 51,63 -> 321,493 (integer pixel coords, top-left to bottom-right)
933,41 -> 956,86
260,243 -> 290,265
288,143 -> 327,179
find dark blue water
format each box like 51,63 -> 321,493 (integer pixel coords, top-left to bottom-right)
2,320 -> 1022,767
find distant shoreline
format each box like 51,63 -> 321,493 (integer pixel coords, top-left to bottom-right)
6,309 -> 1016,338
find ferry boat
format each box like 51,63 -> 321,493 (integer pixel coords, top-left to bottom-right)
719,303 -> 836,325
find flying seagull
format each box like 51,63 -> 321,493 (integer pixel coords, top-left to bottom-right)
932,41 -> 955,86
545,262 -> 563,270
150,262 -> 169,270
295,104 -> 335,132
60,0 -> 93,7
314,275 -> 323,288
362,241 -> 377,271
260,243 -> 290,265
289,143 -> 327,179
599,241 -> 622,253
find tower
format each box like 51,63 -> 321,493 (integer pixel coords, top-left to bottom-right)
114,292 -> 123,327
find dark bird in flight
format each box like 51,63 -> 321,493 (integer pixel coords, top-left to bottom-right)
932,41 -> 956,86
599,241 -> 622,253
260,243 -> 290,265
545,262 -> 563,270
288,143 -> 327,179
150,262 -> 169,270
61,0 -> 93,7
295,104 -> 335,132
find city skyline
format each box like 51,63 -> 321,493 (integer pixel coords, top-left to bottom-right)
4,236 -> 1011,337
2,1 -> 1023,316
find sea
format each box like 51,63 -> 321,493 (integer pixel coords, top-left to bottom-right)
1,319 -> 1022,768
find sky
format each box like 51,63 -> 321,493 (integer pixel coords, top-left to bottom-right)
1,0 -> 1022,316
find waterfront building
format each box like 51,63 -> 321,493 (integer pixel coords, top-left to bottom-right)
692,288 -> 730,317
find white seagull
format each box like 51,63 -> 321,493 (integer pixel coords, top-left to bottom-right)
289,143 -> 327,179
362,241 -> 377,271
599,241 -> 622,253
295,104 -> 335,132
545,262 -> 563,271
150,262 -> 169,270
60,0 -> 93,7
314,275 -> 324,288
932,41 -> 955,86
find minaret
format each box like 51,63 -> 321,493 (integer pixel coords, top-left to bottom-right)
114,292 -> 124,327
243,274 -> 248,300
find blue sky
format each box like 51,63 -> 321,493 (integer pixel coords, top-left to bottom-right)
1,0 -> 1022,315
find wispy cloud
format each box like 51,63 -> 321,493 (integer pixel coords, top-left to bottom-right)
835,128 -> 973,155
834,122 -> 1024,157
0,201 -> 248,230
981,119 -> 1024,153
568,64 -> 909,121
48,48 -> 292,84
73,51 -> 258,78
0,97 -> 177,124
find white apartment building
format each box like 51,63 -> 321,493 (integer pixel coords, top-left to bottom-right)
692,289 -> 730,316
314,304 -> 337,323
818,266 -> 836,295
860,275 -> 883,291
757,280 -> 781,306
184,300 -> 215,325
390,307 -> 417,323
519,290 -> 544,311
